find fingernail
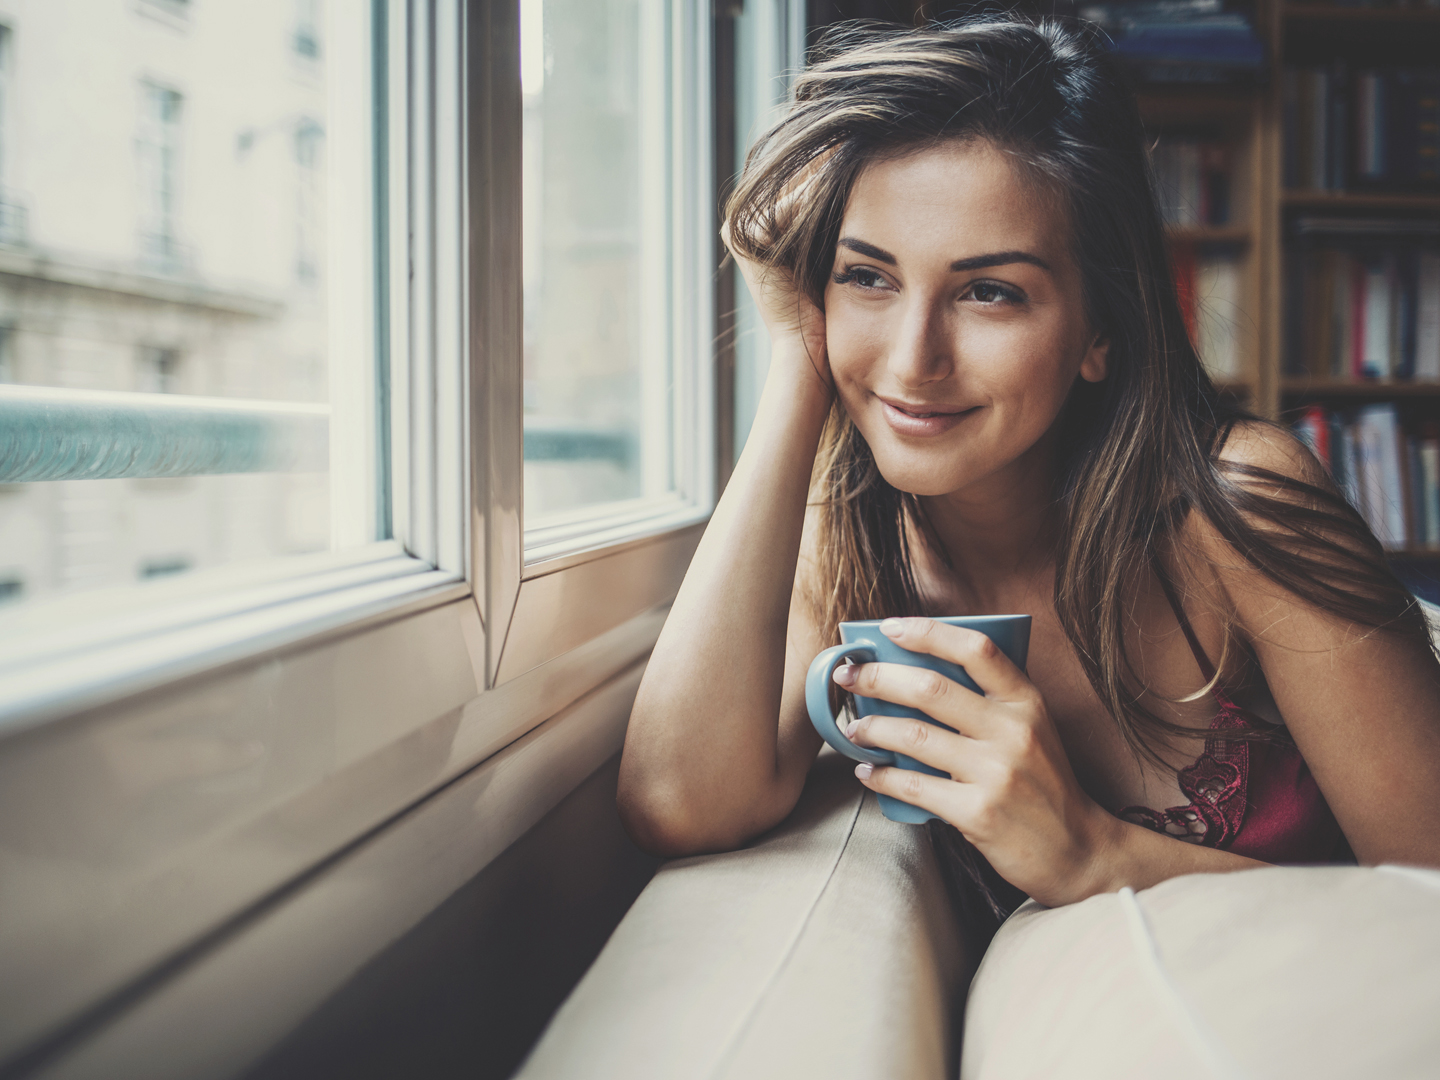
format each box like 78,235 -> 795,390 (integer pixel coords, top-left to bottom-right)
855,763 -> 873,781
879,618 -> 904,636
843,717 -> 858,738
833,662 -> 857,686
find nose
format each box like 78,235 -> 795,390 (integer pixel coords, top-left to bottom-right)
886,292 -> 954,388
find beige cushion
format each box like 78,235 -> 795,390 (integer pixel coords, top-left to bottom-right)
515,750 -> 971,1080
962,864 -> 1440,1080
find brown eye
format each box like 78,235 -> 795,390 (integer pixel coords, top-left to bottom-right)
832,266 -> 891,291
967,281 -> 1022,305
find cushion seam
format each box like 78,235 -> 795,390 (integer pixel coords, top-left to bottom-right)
706,787 -> 867,1080
1118,886 -> 1250,1080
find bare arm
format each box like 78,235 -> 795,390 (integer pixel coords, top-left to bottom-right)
618,251 -> 835,856
1194,426 -> 1440,869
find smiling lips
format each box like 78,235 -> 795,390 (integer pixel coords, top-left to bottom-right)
877,395 -> 976,437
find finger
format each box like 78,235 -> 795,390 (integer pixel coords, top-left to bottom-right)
853,760 -> 969,827
878,618 -> 1034,702
836,658 -> 998,738
846,713 -> 980,782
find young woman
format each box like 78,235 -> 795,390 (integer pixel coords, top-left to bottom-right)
617,16 -> 1440,933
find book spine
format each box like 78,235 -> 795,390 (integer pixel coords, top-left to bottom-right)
1408,435 -> 1424,547
1419,72 -> 1440,186
1361,404 -> 1408,547
1360,253 -> 1391,378
1418,250 -> 1440,380
1399,246 -> 1419,380
1196,252 -> 1241,380
1330,62 -> 1350,191
1338,417 -> 1359,510
1357,71 -> 1381,181
1422,438 -> 1440,546
1333,249 -> 1353,378
1351,255 -> 1368,378
1310,69 -> 1329,190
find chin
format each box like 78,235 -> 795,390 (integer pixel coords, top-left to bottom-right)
867,445 -> 972,497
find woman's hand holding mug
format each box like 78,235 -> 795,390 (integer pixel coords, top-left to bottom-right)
807,615 -> 1119,909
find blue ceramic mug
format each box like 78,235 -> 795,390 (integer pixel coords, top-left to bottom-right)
805,614 -> 1032,824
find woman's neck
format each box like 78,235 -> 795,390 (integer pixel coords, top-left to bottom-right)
917,434 -> 1063,608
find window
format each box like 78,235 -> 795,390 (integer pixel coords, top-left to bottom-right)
730,0 -> 805,460
135,346 -> 180,394
295,0 -> 322,60
519,0 -> 713,558
295,118 -> 324,281
0,24 -> 20,248
137,83 -> 184,273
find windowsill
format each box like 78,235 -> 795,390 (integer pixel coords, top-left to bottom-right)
523,495 -> 710,574
0,542 -> 465,736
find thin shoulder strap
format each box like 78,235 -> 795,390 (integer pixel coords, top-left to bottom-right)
1150,554 -> 1219,685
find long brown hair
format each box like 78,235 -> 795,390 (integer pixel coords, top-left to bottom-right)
725,16 -> 1432,775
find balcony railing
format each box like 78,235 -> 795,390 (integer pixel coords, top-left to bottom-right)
0,385 -> 329,482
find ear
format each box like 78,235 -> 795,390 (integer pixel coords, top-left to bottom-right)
1079,332 -> 1109,383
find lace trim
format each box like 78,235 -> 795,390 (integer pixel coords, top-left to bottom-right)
1117,705 -> 1252,848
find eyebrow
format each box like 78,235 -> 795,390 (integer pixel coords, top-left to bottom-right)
837,237 -> 1051,274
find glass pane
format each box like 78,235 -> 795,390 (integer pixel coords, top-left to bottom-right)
0,0 -> 381,608
732,0 -> 802,463
522,0 -> 675,527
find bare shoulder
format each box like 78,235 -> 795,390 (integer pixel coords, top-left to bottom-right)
1174,418 -> 1347,624
1213,418 -> 1330,490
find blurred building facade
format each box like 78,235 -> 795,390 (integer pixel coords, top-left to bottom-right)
0,0 -> 330,605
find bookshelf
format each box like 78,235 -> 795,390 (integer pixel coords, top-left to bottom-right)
1137,1 -> 1440,570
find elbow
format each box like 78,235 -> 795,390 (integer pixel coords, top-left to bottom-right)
616,762 -> 752,859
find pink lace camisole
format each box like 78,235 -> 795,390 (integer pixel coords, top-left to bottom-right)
1116,566 -> 1352,864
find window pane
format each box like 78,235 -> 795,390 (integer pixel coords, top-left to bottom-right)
522,0 -> 675,527
0,0 -> 380,608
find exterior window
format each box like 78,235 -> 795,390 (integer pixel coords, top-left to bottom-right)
137,83 -> 183,273
0,325 -> 13,383
295,0 -> 321,60
731,0 -> 805,461
520,0 -> 711,550
0,25 -> 20,248
135,346 -> 180,394
296,119 -> 323,281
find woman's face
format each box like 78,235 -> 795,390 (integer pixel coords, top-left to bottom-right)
824,140 -> 1108,500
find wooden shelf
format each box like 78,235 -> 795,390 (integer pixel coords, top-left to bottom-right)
1282,190 -> 1440,212
1387,547 -> 1440,560
1165,225 -> 1252,244
1213,379 -> 1255,395
1284,4 -> 1440,25
1281,378 -> 1440,397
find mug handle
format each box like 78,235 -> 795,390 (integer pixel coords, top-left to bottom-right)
805,641 -> 896,766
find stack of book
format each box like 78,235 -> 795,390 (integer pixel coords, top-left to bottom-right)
1283,65 -> 1440,191
1153,136 -> 1232,226
1293,402 -> 1440,549
1173,244 -> 1244,379
1284,218 -> 1440,379
1080,0 -> 1265,84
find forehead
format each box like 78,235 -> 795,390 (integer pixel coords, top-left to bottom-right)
839,140 -> 1067,264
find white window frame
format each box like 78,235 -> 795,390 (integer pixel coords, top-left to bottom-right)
476,0 -> 713,688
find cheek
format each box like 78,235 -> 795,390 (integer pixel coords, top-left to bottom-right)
822,294 -> 891,386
